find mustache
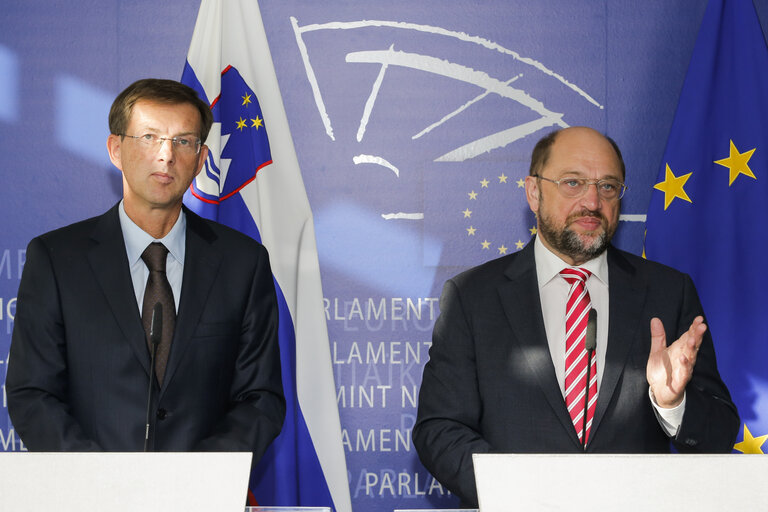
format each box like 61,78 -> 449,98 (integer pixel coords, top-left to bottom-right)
567,209 -> 606,224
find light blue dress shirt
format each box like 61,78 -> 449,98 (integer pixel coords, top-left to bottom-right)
118,200 -> 185,314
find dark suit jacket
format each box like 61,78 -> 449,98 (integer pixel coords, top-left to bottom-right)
413,241 -> 739,507
6,204 -> 285,458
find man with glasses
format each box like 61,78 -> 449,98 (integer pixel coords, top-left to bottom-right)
413,126 -> 738,507
6,79 -> 285,458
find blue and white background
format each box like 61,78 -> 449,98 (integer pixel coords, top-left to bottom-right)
1,2 -> 767,511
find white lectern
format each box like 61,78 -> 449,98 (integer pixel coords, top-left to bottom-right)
0,452 -> 252,512
474,453 -> 768,512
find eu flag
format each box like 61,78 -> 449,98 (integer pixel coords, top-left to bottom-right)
644,0 -> 768,452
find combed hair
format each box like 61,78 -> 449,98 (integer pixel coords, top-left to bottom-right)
108,78 -> 214,143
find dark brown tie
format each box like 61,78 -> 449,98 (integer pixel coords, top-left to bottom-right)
141,242 -> 176,384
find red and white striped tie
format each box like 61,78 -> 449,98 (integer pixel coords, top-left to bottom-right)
560,267 -> 597,446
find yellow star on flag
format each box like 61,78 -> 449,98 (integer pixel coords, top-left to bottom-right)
481,240 -> 491,250
466,226 -> 476,236
653,164 -> 692,210
515,240 -> 525,250
468,190 -> 478,200
462,208 -> 472,218
480,179 -> 490,188
516,179 -> 525,188
498,173 -> 508,183
734,424 -> 768,454
529,226 -> 537,236
251,116 -> 263,129
236,117 -> 248,131
714,139 -> 757,186
498,245 -> 508,255
242,93 -> 252,106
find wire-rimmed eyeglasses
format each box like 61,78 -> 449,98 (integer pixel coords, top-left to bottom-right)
121,133 -> 202,155
534,175 -> 627,200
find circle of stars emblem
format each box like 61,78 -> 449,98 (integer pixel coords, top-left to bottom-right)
463,173 -> 536,255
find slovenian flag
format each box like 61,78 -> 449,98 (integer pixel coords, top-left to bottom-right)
181,1 -> 351,509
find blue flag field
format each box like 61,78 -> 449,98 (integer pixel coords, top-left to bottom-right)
645,0 -> 768,453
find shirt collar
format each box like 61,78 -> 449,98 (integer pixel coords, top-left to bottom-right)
118,200 -> 186,266
534,234 -> 609,288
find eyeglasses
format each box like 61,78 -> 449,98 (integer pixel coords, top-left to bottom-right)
122,133 -> 202,155
534,175 -> 627,200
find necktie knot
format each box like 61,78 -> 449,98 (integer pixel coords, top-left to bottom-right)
141,242 -> 169,273
560,267 -> 591,287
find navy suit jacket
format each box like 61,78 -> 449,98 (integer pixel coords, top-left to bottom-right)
7,204 -> 285,458
413,241 -> 738,507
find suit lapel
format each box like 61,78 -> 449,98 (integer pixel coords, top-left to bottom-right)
497,243 -> 583,447
87,205 -> 150,375
588,247 -> 646,443
160,208 -> 221,392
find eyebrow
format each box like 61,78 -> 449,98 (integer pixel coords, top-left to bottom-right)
135,127 -> 200,138
555,170 -> 622,180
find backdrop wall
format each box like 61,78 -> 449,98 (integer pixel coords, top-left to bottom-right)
2,2 -> 766,511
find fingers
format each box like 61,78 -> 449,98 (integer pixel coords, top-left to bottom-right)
647,316 -> 706,408
654,316 -> 706,350
687,315 -> 706,339
682,316 -> 706,363
672,316 -> 706,387
649,317 -> 666,354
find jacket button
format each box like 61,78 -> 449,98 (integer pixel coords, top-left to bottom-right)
156,408 -> 167,420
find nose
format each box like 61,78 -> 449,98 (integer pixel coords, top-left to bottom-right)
581,182 -> 601,209
156,138 -> 175,162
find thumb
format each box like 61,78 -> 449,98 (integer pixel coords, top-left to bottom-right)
649,317 -> 666,354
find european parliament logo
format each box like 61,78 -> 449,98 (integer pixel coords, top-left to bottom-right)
287,17 -> 608,267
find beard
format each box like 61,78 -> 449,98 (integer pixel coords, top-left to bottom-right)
537,201 -> 617,265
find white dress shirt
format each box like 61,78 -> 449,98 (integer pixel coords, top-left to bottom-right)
533,235 -> 684,436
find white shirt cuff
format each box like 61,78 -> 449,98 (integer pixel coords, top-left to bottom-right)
649,387 -> 686,437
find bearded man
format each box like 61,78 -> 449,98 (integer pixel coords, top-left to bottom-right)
413,126 -> 738,508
